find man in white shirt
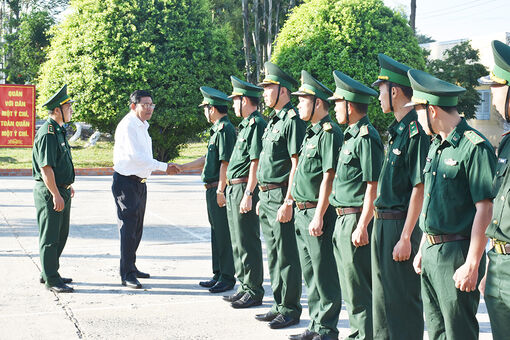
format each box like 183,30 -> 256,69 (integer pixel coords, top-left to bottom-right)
112,90 -> 177,289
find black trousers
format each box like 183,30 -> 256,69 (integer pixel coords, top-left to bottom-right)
112,172 -> 147,280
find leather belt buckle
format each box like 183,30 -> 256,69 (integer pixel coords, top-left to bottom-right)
226,179 -> 232,186
374,209 -> 380,219
140,178 -> 147,183
427,234 -> 437,245
493,239 -> 509,255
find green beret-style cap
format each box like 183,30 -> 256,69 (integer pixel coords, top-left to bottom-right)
372,53 -> 412,88
229,76 -> 263,98
199,86 -> 232,107
291,70 -> 333,102
405,69 -> 466,107
479,40 -> 510,86
329,70 -> 378,104
257,61 -> 298,90
43,84 -> 74,110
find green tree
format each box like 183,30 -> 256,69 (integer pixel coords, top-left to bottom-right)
272,0 -> 426,132
426,41 -> 487,119
38,0 -> 238,160
3,10 -> 54,83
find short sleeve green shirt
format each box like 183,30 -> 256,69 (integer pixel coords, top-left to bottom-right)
201,115 -> 236,183
330,116 -> 384,208
374,109 -> 430,210
486,132 -> 510,242
420,119 -> 496,236
32,118 -> 75,185
226,110 -> 267,180
257,102 -> 306,184
291,115 -> 343,202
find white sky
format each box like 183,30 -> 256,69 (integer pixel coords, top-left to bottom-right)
383,0 -> 510,42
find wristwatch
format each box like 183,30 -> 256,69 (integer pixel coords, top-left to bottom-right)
244,189 -> 253,197
284,199 -> 294,206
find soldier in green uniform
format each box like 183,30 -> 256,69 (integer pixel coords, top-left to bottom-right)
32,85 -> 75,293
253,62 -> 305,329
408,69 -> 496,340
371,54 -> 429,339
329,70 -> 383,340
177,87 -> 237,293
289,70 -> 343,340
478,40 -> 510,340
222,76 -> 267,308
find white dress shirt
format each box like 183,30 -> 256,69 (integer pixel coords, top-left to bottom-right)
113,111 -> 167,178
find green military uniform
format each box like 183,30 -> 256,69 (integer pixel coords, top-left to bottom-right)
291,71 -> 343,338
371,54 -> 429,340
225,76 -> 267,301
479,40 -> 510,340
328,70 -> 383,340
32,85 -> 75,287
256,62 -> 305,320
199,87 -> 236,287
407,69 -> 496,340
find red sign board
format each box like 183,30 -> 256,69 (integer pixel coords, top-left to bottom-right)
0,84 -> 36,148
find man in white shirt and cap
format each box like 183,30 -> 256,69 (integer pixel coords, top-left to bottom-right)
112,90 -> 178,289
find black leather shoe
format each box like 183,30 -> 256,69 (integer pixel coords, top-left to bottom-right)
268,314 -> 299,329
231,292 -> 262,309
223,291 -> 244,302
122,278 -> 142,289
289,330 -> 318,340
209,281 -> 234,293
135,270 -> 150,279
40,277 -> 72,284
199,279 -> 217,288
311,335 -> 338,340
255,311 -> 278,322
46,283 -> 74,293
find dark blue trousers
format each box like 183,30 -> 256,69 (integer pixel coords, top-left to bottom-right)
112,172 -> 147,280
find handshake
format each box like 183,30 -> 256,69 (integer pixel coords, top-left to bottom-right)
166,163 -> 182,175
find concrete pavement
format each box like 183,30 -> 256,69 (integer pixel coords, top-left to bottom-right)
0,175 -> 492,339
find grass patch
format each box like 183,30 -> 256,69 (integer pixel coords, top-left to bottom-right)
0,141 -> 208,169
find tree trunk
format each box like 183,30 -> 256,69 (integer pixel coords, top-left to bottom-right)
252,0 -> 260,83
266,0 -> 272,61
242,0 -> 251,81
410,0 -> 416,33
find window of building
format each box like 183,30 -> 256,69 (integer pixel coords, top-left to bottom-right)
475,90 -> 491,120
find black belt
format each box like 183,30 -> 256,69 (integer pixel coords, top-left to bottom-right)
426,233 -> 469,245
57,183 -> 72,189
115,172 -> 147,183
374,209 -> 407,220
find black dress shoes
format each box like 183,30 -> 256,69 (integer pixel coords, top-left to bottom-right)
289,329 -> 318,340
209,281 -> 234,293
199,279 -> 218,288
40,277 -> 72,284
255,311 -> 278,322
122,278 -> 142,289
268,314 -> 299,329
135,270 -> 150,279
311,335 -> 338,340
223,291 -> 245,302
231,292 -> 262,309
46,283 -> 74,293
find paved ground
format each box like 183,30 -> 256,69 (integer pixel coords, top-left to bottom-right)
0,175 -> 493,339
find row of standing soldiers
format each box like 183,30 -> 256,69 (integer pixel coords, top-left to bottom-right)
181,40 -> 510,340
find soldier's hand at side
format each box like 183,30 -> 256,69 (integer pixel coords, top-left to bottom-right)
70,186 -> 75,198
216,192 -> 226,208
352,226 -> 369,247
453,263 -> 479,292
413,251 -> 422,275
392,237 -> 412,262
240,195 -> 252,214
309,216 -> 323,237
277,203 -> 293,223
53,193 -> 65,212
256,201 -> 260,215
478,275 -> 487,296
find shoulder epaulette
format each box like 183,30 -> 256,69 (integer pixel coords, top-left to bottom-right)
218,123 -> 224,131
409,121 -> 419,138
287,109 -> 297,119
360,125 -> 369,137
323,122 -> 332,132
249,117 -> 255,126
464,130 -> 484,145
47,124 -> 54,134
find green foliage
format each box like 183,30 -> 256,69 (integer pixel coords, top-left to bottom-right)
426,41 -> 487,119
2,10 -> 54,84
272,0 -> 426,132
37,0 -> 237,161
